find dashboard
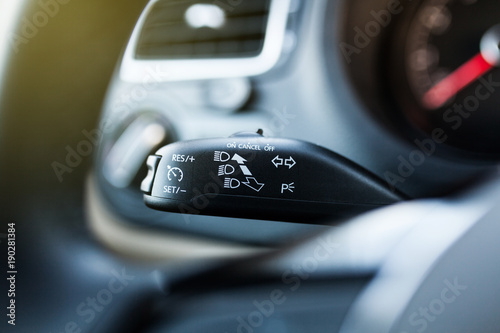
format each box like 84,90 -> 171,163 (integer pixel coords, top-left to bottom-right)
88,0 -> 499,250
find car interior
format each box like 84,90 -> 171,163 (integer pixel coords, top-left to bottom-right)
2,0 -> 500,332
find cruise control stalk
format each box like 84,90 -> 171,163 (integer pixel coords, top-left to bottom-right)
141,132 -> 405,223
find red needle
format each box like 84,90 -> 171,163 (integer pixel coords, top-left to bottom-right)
422,53 -> 494,109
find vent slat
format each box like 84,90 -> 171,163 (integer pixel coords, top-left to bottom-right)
140,17 -> 268,44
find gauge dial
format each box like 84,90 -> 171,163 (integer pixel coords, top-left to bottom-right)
391,0 -> 500,156
167,166 -> 184,182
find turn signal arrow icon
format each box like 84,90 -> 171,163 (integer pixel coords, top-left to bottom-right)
272,155 -> 296,169
272,155 -> 283,168
284,157 -> 296,169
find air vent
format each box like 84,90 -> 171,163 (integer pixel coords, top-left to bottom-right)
136,0 -> 271,59
120,0 -> 291,82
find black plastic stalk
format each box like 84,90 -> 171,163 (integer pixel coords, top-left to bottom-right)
141,132 -> 406,223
